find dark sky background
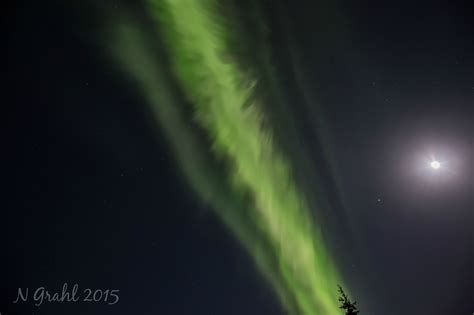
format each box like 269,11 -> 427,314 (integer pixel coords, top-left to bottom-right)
3,0 -> 473,315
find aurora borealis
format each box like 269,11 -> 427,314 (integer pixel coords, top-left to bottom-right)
5,0 -> 473,314
109,0 -> 344,313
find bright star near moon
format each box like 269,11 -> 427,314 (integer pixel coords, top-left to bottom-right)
430,160 -> 441,170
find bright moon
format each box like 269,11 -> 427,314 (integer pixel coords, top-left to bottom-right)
430,160 -> 441,170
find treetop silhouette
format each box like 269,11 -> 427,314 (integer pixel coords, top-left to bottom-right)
337,285 -> 360,315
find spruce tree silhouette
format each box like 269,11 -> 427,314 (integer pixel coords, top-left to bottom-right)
337,285 -> 360,314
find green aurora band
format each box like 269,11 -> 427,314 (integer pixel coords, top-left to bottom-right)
107,0 -> 345,313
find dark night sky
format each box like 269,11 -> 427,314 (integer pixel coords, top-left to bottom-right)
3,0 -> 473,315
261,1 -> 473,314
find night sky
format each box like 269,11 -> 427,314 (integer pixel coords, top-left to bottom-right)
4,0 -> 473,315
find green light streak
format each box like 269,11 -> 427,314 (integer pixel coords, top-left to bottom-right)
107,0 -> 344,313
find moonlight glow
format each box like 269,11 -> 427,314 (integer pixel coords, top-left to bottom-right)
430,160 -> 441,170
